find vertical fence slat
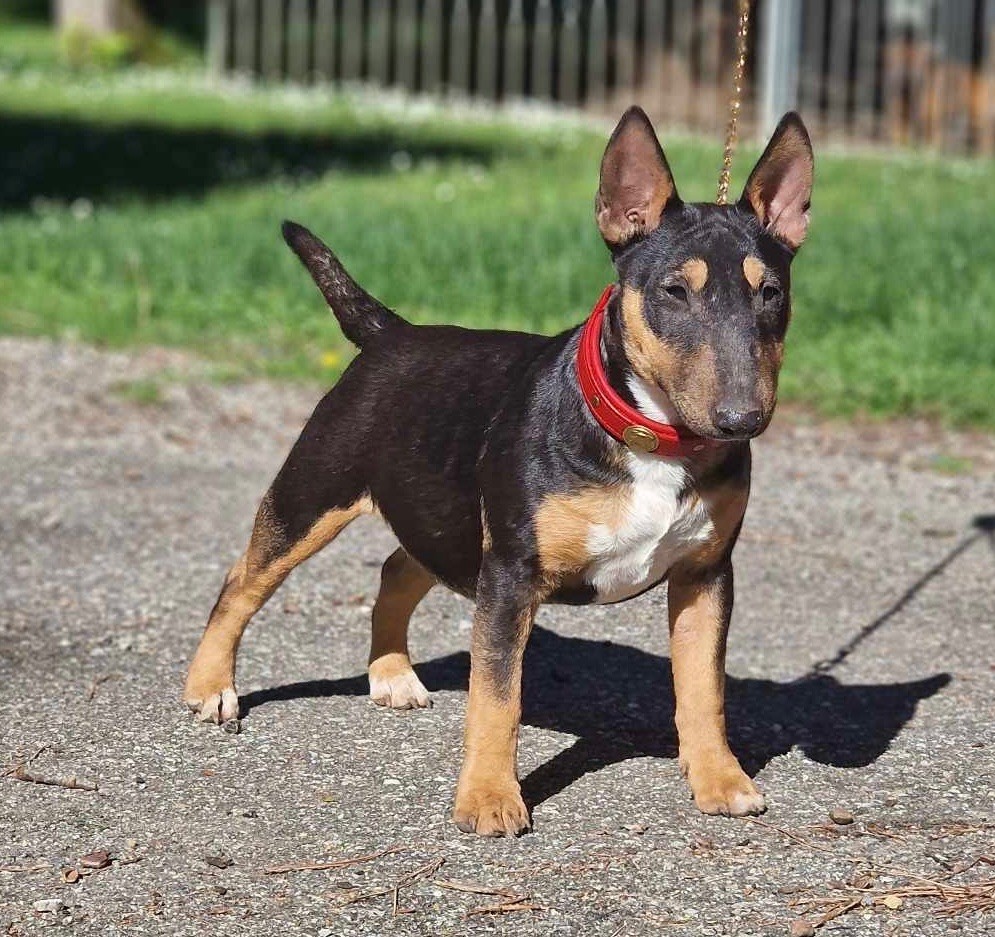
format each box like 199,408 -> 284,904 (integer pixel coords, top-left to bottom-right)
207,0 -> 230,76
615,0 -> 637,101
234,0 -> 258,74
640,0 -> 664,112
503,0 -> 527,100
476,0 -> 499,100
699,0 -> 722,132
853,0 -> 880,139
930,1 -> 945,146
287,0 -> 311,81
827,0 -> 854,140
799,0 -> 826,135
532,0 -> 554,100
948,0 -> 973,152
422,0 -> 444,93
314,0 -> 338,81
558,0 -> 582,103
882,0 -> 903,144
261,0 -> 284,80
982,0 -> 995,154
586,0 -> 608,109
396,0 -> 419,90
672,0 -> 693,125
368,0 -> 390,85
449,0 -> 472,93
341,0 -> 363,80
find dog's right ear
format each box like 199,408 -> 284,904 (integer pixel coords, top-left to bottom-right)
596,106 -> 680,252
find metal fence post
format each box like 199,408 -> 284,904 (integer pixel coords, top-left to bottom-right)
207,0 -> 230,76
759,0 -> 802,137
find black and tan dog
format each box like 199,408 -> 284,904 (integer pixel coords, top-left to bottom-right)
185,107 -> 813,837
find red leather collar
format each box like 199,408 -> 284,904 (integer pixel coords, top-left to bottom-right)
576,285 -> 707,458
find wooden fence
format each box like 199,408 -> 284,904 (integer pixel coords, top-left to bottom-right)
207,0 -> 995,154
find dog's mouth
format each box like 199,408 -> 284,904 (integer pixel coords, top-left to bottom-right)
665,391 -> 773,443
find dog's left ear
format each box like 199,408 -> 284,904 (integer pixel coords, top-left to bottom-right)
596,106 -> 680,252
740,112 -> 814,251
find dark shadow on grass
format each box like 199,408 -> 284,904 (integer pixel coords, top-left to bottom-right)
240,628 -> 950,808
0,113 -> 507,209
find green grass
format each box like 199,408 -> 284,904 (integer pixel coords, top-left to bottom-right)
0,56 -> 993,428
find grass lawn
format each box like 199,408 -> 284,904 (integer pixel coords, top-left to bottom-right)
1,28 -> 993,428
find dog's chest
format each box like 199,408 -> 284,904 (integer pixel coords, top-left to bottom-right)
586,455 -> 714,604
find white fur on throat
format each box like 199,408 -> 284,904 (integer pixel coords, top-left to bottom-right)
585,375 -> 714,604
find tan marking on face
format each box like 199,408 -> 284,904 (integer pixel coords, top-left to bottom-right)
368,548 -> 435,709
679,257 -> 709,292
620,286 -> 676,385
184,495 -> 373,721
743,255 -> 765,290
534,486 -> 630,579
667,344 -> 720,433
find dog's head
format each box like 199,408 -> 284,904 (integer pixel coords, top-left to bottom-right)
596,107 -> 814,440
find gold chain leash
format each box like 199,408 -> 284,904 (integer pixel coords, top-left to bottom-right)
716,0 -> 752,204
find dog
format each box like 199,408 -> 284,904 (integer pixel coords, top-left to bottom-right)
184,106 -> 814,837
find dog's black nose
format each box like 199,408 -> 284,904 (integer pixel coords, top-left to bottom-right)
713,407 -> 763,436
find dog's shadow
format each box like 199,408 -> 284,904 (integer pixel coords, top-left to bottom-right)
241,626 -> 950,807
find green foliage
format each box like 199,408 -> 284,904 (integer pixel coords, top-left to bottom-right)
0,68 -> 992,429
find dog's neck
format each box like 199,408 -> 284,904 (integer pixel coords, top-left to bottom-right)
599,294 -> 682,427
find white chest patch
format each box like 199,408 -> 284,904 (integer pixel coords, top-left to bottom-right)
587,452 -> 714,604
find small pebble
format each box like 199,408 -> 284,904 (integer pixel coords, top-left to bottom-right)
882,895 -> 903,910
829,807 -> 854,825
789,919 -> 815,937
60,868 -> 79,884
80,850 -> 110,870
205,855 -> 232,869
32,898 -> 65,914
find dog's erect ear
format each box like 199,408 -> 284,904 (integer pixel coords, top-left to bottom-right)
740,112 -> 814,251
596,106 -> 679,252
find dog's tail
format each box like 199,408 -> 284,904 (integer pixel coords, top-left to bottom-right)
281,220 -> 404,348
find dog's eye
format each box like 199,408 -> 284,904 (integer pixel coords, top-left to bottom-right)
664,283 -> 689,303
762,284 -> 781,305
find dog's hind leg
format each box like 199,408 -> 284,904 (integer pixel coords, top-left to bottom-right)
184,488 -> 372,724
368,548 -> 436,709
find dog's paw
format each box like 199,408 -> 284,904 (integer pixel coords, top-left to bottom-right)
368,659 -> 432,710
687,762 -> 766,817
184,679 -> 240,726
452,782 -> 531,837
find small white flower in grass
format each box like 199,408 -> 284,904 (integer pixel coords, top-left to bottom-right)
390,150 -> 413,172
434,181 -> 456,203
71,198 -> 93,222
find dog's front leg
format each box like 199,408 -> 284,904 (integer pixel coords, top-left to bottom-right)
453,556 -> 540,837
669,559 -> 766,817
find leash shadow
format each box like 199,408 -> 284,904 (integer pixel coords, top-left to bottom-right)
240,626 -> 950,808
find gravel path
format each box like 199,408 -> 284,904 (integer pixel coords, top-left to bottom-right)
1,338 -> 993,937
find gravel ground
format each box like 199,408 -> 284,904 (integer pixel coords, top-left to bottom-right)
1,338 -> 993,937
